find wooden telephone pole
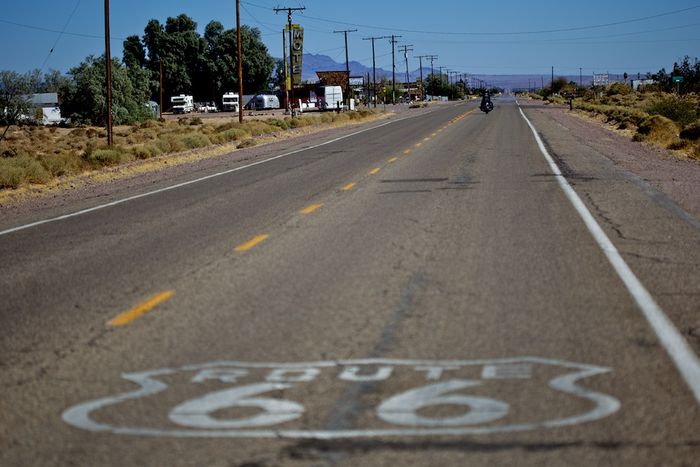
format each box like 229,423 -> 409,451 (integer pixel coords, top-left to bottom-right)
103,0 -> 113,146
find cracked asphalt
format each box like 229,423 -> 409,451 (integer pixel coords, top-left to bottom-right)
1,98 -> 699,466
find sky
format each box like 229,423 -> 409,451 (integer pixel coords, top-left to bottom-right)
1,0 -> 699,78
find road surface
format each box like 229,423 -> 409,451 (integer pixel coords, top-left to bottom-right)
1,98 -> 699,466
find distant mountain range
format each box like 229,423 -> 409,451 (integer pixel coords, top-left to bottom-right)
299,53 -> 621,89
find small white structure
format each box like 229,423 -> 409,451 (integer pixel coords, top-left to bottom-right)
631,79 -> 656,91
30,93 -> 61,124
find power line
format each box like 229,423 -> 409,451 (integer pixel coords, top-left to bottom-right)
40,0 -> 82,71
0,18 -> 125,40
289,4 -> 700,36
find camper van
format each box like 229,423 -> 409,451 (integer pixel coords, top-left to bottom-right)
250,94 -> 280,110
313,86 -> 344,111
222,92 -> 240,112
171,95 -> 194,114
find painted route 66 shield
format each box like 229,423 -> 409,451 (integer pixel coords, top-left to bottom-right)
63,357 -> 619,438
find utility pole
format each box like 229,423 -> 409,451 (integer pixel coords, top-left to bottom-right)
274,6 -> 305,116
398,44 -> 413,99
551,66 -> 554,87
426,55 -> 437,100
579,67 -> 583,88
334,29 -> 357,107
103,0 -> 113,146
416,55 -> 436,101
236,0 -> 244,122
450,70 -> 459,99
363,35 -> 390,108
159,60 -> 163,119
389,35 -> 402,104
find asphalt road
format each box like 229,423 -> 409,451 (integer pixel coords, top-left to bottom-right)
1,98 -> 699,466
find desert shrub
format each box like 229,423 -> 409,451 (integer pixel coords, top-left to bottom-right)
0,152 -> 51,187
180,133 -> 210,149
189,117 -> 203,126
646,97 -> 699,126
606,83 -> 632,96
83,147 -> 131,166
680,121 -> 700,140
210,128 -> 249,144
633,115 -> 680,147
268,118 -> 289,130
244,121 -> 274,136
39,151 -> 82,176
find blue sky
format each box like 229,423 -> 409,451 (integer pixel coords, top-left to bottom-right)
1,0 -> 699,77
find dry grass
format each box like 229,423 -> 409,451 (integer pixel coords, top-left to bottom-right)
0,109 -> 380,190
568,90 -> 700,158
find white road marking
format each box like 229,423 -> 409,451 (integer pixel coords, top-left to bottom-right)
0,112 -> 433,237
62,357 -> 619,438
518,103 -> 700,404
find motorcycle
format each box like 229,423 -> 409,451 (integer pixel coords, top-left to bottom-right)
480,91 -> 494,114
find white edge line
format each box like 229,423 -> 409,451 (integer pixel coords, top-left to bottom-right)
517,101 -> 700,404
0,115 -> 422,237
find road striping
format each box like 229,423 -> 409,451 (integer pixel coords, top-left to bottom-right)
414,142 -> 423,148
340,182 -> 356,191
403,149 -> 411,155
300,203 -> 323,214
234,234 -> 269,252
108,291 -> 174,326
388,157 -> 398,163
369,168 -> 381,175
518,103 -> 700,405
0,112 -> 443,237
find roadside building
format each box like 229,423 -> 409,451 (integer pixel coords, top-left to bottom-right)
29,93 -> 62,124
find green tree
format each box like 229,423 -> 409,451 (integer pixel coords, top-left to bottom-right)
140,15 -> 274,105
62,55 -> 152,125
0,70 -> 39,128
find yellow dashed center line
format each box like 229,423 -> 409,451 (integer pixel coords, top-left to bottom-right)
369,167 -> 381,175
301,203 -> 323,214
341,182 -> 356,191
235,234 -> 269,252
388,157 -> 398,163
423,137 -> 430,142
432,132 -> 437,136
414,142 -> 422,148
403,149 -> 411,155
108,290 -> 175,326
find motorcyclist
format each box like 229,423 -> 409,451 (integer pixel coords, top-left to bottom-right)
480,90 -> 494,114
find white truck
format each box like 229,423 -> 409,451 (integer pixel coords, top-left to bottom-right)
313,85 -> 344,111
171,94 -> 194,114
222,92 -> 240,112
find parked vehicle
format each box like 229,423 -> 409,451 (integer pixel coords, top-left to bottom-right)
171,95 -> 194,114
222,92 -> 240,112
249,94 -> 280,110
312,86 -> 344,111
198,102 -> 218,113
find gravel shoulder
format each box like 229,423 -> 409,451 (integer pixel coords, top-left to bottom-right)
521,98 -> 700,223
